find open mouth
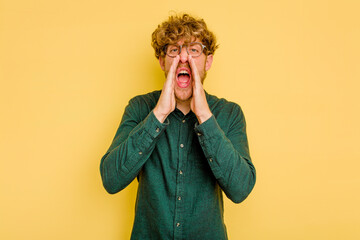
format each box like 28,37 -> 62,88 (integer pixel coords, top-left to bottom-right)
176,68 -> 191,88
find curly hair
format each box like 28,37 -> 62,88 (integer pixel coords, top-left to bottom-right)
151,13 -> 219,59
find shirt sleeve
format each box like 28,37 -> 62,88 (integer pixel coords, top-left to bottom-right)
100,98 -> 168,194
194,105 -> 256,203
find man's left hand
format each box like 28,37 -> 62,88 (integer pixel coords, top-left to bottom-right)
188,55 -> 212,124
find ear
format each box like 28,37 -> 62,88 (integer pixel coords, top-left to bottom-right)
205,54 -> 213,71
159,56 -> 165,71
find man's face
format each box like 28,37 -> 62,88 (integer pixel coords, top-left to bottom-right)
159,38 -> 213,103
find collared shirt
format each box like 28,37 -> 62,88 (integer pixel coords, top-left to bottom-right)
100,90 -> 256,240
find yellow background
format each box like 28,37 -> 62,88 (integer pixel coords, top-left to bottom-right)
1,0 -> 359,239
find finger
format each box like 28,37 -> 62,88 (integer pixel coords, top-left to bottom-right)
188,55 -> 201,84
164,55 -> 180,89
168,55 -> 180,79
188,56 -> 203,92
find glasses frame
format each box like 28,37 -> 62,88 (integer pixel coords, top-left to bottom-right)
164,42 -> 207,58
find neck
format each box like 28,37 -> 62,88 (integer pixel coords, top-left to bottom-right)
176,99 -> 191,115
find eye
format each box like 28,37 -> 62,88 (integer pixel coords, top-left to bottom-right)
167,45 -> 179,54
188,43 -> 202,55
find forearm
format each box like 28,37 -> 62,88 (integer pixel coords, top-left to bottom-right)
100,111 -> 168,194
195,115 -> 256,203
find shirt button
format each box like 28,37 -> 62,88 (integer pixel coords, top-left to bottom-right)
178,196 -> 181,201
180,144 -> 184,148
179,170 -> 183,175
209,158 -> 213,162
182,119 -> 186,123
155,128 -> 160,132
139,152 -> 142,155
176,223 -> 180,227
197,132 -> 202,136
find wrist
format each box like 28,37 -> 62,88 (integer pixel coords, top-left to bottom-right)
153,107 -> 168,123
197,111 -> 212,124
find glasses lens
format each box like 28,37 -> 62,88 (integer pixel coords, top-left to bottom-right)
188,43 -> 203,57
166,45 -> 180,57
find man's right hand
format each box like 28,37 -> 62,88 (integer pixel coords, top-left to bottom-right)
153,55 -> 180,123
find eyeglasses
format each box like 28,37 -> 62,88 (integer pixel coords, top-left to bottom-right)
164,42 -> 206,58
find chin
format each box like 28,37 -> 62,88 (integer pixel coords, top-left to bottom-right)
175,88 -> 192,102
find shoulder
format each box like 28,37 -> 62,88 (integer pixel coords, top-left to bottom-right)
206,92 -> 246,133
128,90 -> 161,107
124,90 -> 161,121
206,92 -> 243,117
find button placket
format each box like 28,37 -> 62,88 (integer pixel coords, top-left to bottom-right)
174,117 -> 188,238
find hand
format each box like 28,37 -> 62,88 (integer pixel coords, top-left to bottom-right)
153,55 -> 180,123
188,55 -> 212,124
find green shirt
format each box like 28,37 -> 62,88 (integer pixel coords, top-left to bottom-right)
100,90 -> 256,240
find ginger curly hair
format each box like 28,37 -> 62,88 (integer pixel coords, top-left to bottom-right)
151,13 -> 219,59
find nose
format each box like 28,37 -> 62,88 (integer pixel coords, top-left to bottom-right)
179,47 -> 189,63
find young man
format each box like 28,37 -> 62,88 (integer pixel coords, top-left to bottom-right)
100,14 -> 256,240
